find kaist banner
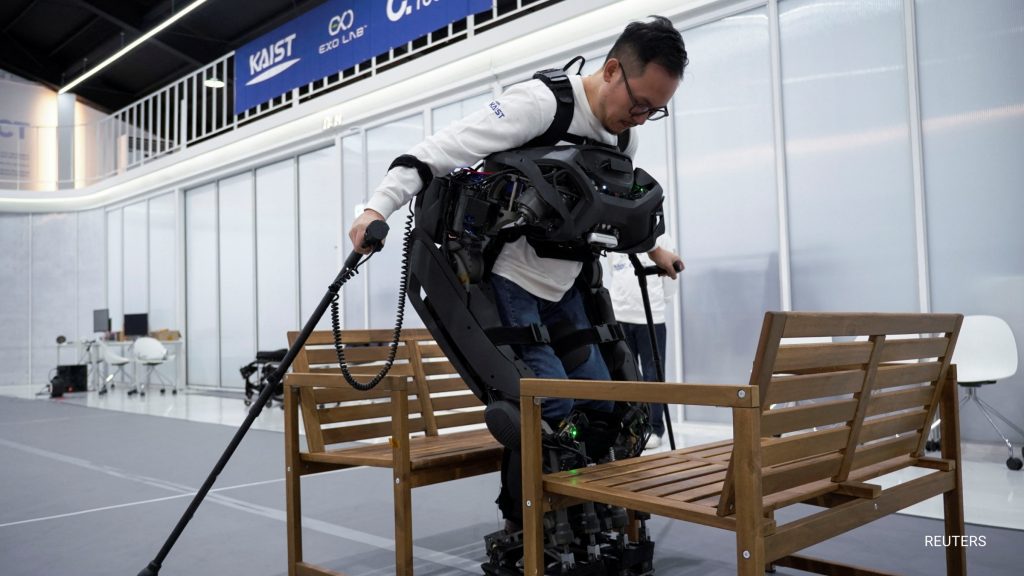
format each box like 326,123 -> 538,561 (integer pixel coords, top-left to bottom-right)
234,0 -> 491,114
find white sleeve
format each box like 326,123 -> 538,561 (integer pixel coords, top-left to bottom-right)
657,233 -> 679,303
365,80 -> 555,219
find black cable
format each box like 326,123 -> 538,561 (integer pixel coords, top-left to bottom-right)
328,210 -> 414,391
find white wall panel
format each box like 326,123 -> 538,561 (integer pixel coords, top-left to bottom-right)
780,0 -> 918,312
674,7 -> 779,422
77,208 -> 106,339
185,184 -> 219,386
256,159 -> 298,350
298,146 -> 341,332
106,209 -> 123,332
0,215 -> 31,385
366,114 -> 424,329
916,0 -> 1024,442
148,193 -> 177,331
218,172 -> 255,387
122,201 -> 149,316
30,213 -> 78,384
341,133 -> 366,329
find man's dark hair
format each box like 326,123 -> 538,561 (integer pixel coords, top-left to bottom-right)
607,15 -> 688,78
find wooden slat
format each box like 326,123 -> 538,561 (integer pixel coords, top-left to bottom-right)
879,337 -> 949,362
421,360 -> 459,377
432,410 -> 487,430
431,394 -> 484,412
319,400 -> 409,425
665,476 -> 727,503
774,343 -> 871,373
416,343 -> 445,358
873,362 -> 942,390
300,328 -> 433,346
762,399 -> 858,437
761,427 -> 850,467
321,417 -> 427,445
761,453 -> 843,496
859,410 -> 928,444
520,379 -> 758,408
305,346 -> 410,365
865,386 -> 934,417
427,377 -> 471,393
311,385 -> 393,405
779,312 -> 961,339
543,475 -> 738,531
833,334 -> 887,483
850,435 -> 920,470
765,370 -> 865,405
607,462 -> 727,492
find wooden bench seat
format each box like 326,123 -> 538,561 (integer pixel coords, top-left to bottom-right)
284,328 -> 503,576
521,312 -> 966,576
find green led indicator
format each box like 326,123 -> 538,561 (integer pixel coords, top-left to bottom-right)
568,424 -> 578,439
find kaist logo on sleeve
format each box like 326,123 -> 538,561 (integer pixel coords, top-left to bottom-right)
246,33 -> 299,86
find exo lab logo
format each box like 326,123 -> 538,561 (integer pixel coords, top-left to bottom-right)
320,8 -> 367,55
387,0 -> 439,23
246,33 -> 299,86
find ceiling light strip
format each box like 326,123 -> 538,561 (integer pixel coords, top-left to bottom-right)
58,0 -> 209,95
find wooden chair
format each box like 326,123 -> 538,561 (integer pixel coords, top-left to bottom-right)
520,312 -> 965,575
284,328 -> 503,576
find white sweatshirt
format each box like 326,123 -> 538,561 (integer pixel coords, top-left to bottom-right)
606,234 -> 678,325
365,75 -> 638,301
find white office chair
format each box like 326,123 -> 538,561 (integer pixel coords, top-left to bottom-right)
98,342 -> 132,395
952,315 -> 1021,470
128,337 -> 176,396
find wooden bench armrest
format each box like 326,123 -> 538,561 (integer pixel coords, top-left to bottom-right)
285,372 -> 409,392
520,378 -> 759,408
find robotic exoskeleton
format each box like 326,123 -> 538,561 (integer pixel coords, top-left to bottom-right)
403,141 -> 665,574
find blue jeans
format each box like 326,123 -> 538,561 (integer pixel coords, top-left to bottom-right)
621,322 -> 667,436
490,274 -> 613,422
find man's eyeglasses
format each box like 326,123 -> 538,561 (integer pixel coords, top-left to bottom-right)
620,65 -> 670,121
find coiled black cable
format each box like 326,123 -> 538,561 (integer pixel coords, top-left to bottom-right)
329,209 -> 414,391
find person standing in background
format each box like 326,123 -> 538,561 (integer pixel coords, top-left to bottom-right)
607,233 -> 682,449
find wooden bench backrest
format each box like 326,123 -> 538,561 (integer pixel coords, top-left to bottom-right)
287,328 -> 486,452
717,312 -> 963,515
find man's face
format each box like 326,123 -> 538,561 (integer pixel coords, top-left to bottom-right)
600,58 -> 679,134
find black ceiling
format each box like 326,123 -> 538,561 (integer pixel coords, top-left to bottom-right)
0,0 -> 326,112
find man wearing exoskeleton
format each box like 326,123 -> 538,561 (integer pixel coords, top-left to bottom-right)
349,16 -> 687,574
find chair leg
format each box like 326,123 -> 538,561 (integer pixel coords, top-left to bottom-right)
967,392 -> 1017,458
284,386 -> 302,576
942,376 -> 967,575
393,469 -> 413,575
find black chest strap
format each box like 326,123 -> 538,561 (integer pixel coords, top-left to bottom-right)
525,63 -> 632,153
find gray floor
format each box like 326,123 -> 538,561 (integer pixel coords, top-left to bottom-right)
1,395 -> 1021,575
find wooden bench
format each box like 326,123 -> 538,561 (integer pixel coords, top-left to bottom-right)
520,312 -> 966,575
284,328 -> 504,576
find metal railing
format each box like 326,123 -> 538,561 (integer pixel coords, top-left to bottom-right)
1,0 -> 563,192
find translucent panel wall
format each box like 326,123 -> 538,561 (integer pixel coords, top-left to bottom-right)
780,0 -> 918,312
122,201 -> 149,315
365,114 -> 424,329
106,209 -> 123,332
76,208 -> 106,340
185,184 -> 219,387
30,213 -> 78,384
148,193 -> 177,332
674,8 -> 779,422
341,133 -> 367,329
298,146 -> 341,332
916,0 -> 1024,440
218,173 -> 255,387
255,160 -> 298,350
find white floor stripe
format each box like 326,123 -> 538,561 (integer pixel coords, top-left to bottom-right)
0,437 -> 480,571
